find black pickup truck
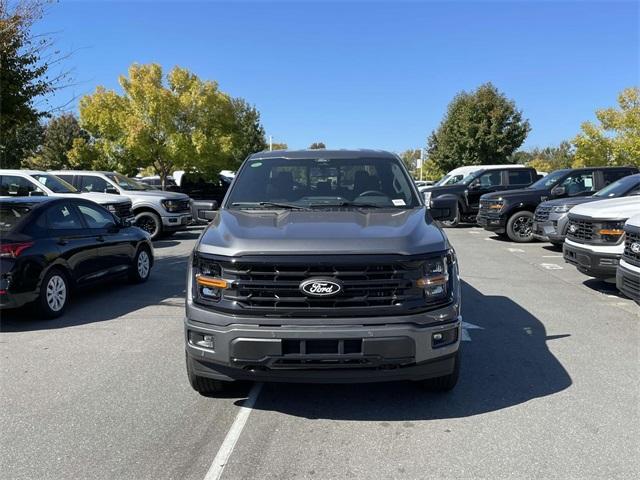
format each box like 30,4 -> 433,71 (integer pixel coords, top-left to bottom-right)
422,166 -> 539,226
477,166 -> 639,242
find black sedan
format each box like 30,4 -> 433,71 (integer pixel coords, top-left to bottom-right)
0,196 -> 154,318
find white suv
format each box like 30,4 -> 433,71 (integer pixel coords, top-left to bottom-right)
0,170 -> 133,220
563,196 -> 640,280
52,171 -> 192,239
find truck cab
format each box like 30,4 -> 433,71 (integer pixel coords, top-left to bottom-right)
185,150 -> 462,395
563,196 -> 640,280
423,166 -> 538,226
478,166 -> 638,242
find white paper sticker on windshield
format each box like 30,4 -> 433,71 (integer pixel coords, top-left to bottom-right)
392,199 -> 406,206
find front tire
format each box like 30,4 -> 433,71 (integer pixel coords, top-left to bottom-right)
506,211 -> 534,242
38,269 -> 70,318
135,211 -> 162,240
417,351 -> 460,392
186,353 -> 229,396
129,246 -> 152,283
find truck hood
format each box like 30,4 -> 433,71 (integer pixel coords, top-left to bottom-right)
198,208 -> 449,256
78,192 -> 131,204
421,184 -> 466,195
126,190 -> 190,200
625,213 -> 640,228
482,187 -> 546,202
570,197 -> 640,220
538,196 -> 597,209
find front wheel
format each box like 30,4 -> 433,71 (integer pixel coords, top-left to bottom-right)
186,353 -> 229,396
135,211 -> 162,240
38,269 -> 70,318
506,211 -> 534,242
129,246 -> 152,283
416,352 -> 460,392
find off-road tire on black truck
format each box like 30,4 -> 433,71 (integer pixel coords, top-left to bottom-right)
186,353 -> 229,395
416,351 -> 460,392
506,211 -> 535,243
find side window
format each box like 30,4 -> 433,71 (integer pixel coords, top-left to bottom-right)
602,170 -> 631,186
80,175 -> 110,193
46,203 -> 83,230
478,171 -> 502,187
55,174 -> 75,185
561,172 -> 595,196
0,175 -> 45,197
508,170 -> 533,186
77,203 -> 115,229
627,186 -> 640,196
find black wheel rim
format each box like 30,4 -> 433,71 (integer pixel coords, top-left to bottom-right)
513,216 -> 533,238
136,216 -> 157,235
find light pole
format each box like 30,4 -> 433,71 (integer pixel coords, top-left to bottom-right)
269,135 -> 273,151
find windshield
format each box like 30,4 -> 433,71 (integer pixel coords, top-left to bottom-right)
226,156 -> 420,209
435,173 -> 467,186
105,173 -> 147,191
527,170 -> 568,189
0,203 -> 33,232
31,174 -> 77,193
594,175 -> 640,198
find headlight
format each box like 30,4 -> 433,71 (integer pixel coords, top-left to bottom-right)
161,199 -> 181,212
598,220 -> 626,242
488,201 -> 504,211
416,254 -> 452,301
551,205 -> 570,213
193,256 -> 227,303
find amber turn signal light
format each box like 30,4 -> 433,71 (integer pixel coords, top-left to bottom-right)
195,275 -> 228,289
598,229 -> 624,236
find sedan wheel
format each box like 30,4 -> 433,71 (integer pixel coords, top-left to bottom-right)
39,270 -> 69,318
129,247 -> 152,283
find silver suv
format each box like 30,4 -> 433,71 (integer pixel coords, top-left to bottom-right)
185,150 -> 461,395
52,171 -> 192,239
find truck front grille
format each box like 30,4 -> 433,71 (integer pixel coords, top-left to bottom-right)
566,219 -> 595,242
113,201 -> 133,219
534,205 -> 552,222
623,230 -> 640,267
199,254 -> 453,317
478,199 -> 502,217
174,200 -> 191,213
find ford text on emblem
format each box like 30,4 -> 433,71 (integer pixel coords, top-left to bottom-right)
299,278 -> 342,297
631,242 -> 640,254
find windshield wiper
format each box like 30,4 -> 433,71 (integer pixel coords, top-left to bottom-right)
308,201 -> 384,209
231,201 -> 311,210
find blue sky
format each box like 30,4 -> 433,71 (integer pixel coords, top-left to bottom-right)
39,0 -> 638,152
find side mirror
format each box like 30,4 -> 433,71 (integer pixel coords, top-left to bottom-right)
119,217 -> 132,228
468,180 -> 481,190
551,186 -> 566,197
430,195 -> 458,222
203,210 -> 216,221
105,186 -> 119,195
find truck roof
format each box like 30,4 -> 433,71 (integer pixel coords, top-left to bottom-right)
248,149 -> 399,160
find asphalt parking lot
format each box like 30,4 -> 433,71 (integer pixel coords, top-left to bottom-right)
1,225 -> 638,480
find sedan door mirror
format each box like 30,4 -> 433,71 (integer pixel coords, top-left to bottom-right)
550,186 -> 566,197
429,195 -> 458,222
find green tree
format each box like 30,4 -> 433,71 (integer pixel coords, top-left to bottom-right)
24,113 -> 88,169
309,142 -> 326,149
427,83 -> 530,173
267,142 -> 288,151
510,141 -> 575,173
72,63 -> 238,187
229,98 -> 267,164
400,148 -> 420,173
573,87 -> 640,168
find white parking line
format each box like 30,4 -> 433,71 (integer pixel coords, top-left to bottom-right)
204,382 -> 263,480
542,255 -> 563,258
540,263 -> 563,270
507,248 -> 525,253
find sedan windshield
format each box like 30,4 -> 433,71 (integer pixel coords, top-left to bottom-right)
227,156 -> 419,209
593,175 -> 640,198
105,173 -> 147,191
31,174 -> 78,193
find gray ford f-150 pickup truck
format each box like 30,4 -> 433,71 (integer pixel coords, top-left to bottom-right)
185,149 -> 461,395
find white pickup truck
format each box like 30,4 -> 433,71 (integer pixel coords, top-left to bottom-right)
563,196 -> 640,281
617,213 -> 640,302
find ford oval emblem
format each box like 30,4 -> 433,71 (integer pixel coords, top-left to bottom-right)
300,278 -> 342,297
631,242 -> 640,254
569,224 -> 578,233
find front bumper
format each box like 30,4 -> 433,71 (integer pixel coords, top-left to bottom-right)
477,214 -> 506,232
616,260 -> 640,302
533,213 -> 569,243
161,213 -> 192,231
185,310 -> 461,383
563,240 -> 622,279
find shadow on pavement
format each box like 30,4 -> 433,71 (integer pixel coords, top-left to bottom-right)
582,278 -> 623,297
247,280 -> 572,420
0,254 -> 189,332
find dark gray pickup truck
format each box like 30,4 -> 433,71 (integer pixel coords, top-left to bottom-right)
185,149 -> 461,394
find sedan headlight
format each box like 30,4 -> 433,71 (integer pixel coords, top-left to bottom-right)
551,205 -> 571,213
